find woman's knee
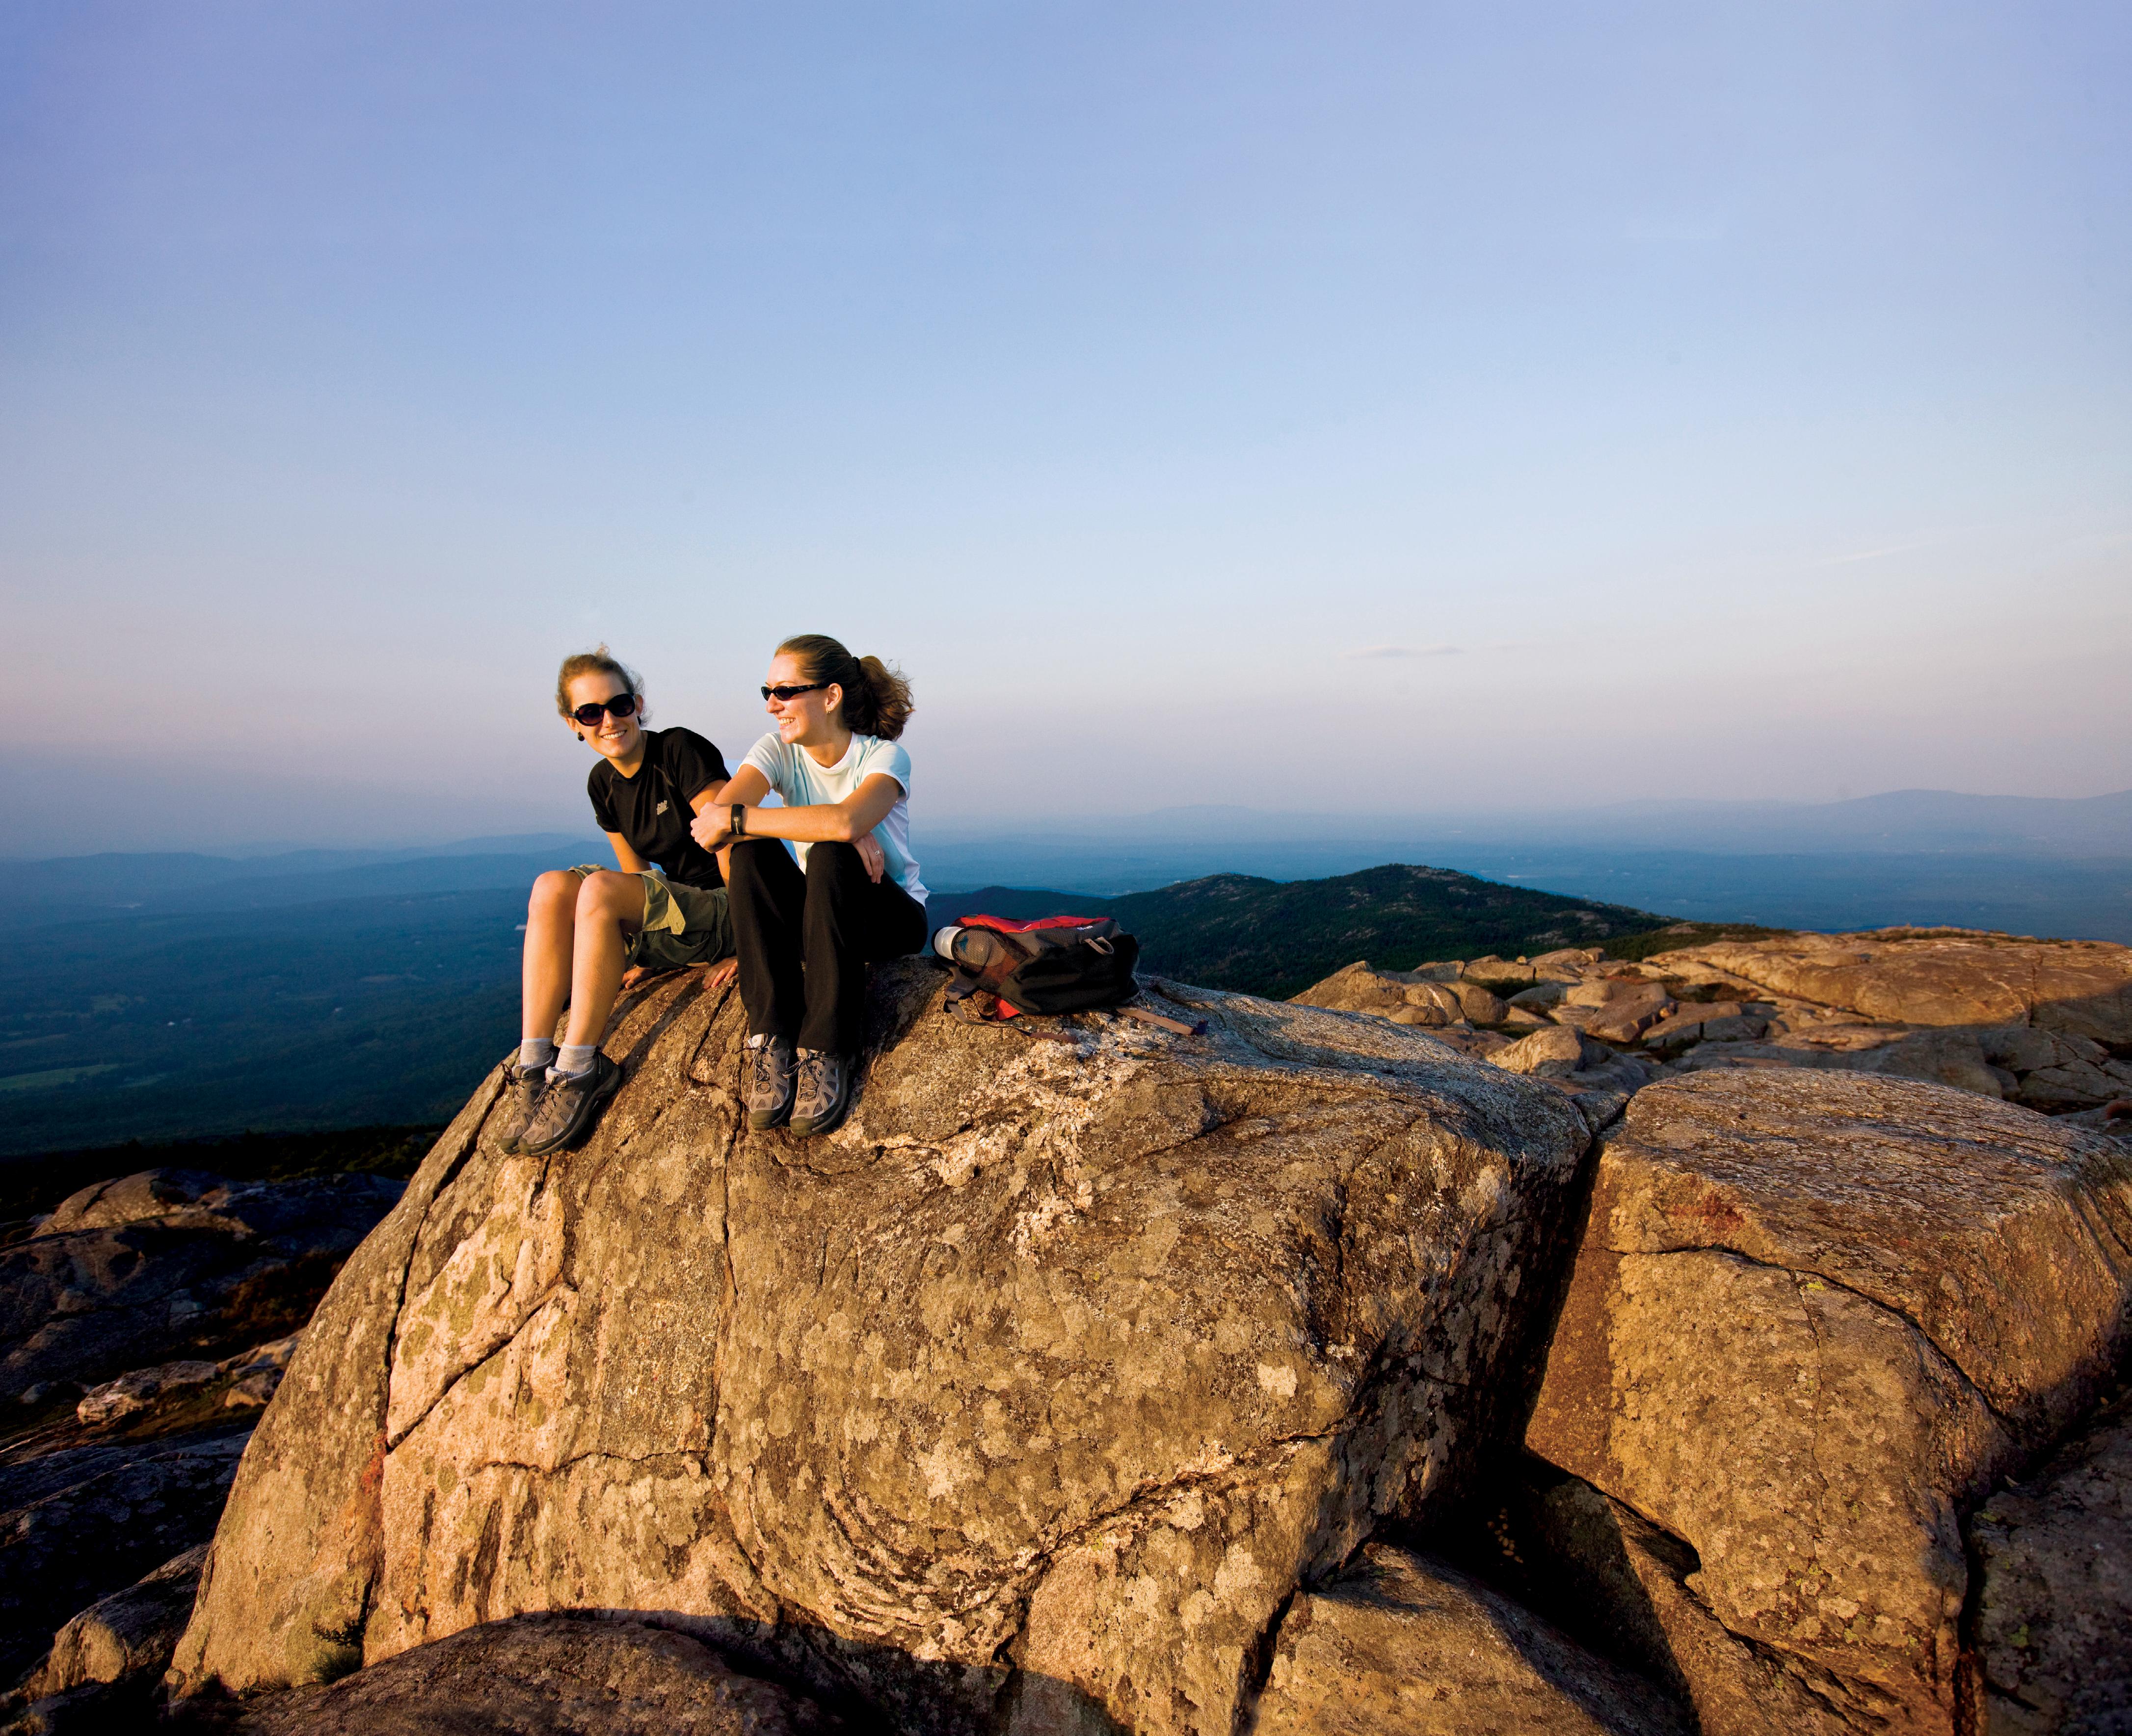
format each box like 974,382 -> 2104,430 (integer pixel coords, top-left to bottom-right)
804,841 -> 860,878
575,869 -> 639,920
529,870 -> 580,919
727,838 -> 784,887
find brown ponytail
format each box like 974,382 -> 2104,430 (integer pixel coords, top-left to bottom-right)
777,633 -> 913,741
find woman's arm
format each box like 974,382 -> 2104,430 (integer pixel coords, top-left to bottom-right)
689,770 -> 901,850
686,775 -> 735,890
694,765 -> 772,873
607,831 -> 651,873
678,777 -> 739,987
709,765 -> 772,810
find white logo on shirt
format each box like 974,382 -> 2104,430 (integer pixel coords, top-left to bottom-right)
655,801 -> 669,815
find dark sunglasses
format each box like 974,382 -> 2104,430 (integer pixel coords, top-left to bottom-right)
570,692 -> 640,726
761,681 -> 829,702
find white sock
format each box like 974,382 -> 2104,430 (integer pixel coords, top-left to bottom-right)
518,1038 -> 556,1071
551,1044 -> 598,1078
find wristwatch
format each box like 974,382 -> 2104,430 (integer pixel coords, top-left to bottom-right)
730,803 -> 746,838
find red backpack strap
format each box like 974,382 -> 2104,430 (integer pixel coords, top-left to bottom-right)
960,913 -> 1113,935
945,984 -> 1020,1022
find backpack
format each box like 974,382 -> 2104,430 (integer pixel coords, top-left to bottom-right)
934,914 -> 1142,1019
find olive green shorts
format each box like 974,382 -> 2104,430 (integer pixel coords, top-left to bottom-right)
567,866 -> 733,972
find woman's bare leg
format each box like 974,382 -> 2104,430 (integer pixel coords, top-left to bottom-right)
521,870 -> 582,1044
562,871 -> 645,1050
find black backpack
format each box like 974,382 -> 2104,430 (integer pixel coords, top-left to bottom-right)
934,914 -> 1141,1019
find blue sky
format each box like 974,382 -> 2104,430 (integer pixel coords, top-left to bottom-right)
3,1 -> 2127,851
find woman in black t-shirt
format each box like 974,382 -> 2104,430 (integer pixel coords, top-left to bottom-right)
496,647 -> 738,1158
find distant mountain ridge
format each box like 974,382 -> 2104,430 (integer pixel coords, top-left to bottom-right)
932,862 -> 1672,999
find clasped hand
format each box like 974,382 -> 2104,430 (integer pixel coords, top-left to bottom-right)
691,810 -> 887,883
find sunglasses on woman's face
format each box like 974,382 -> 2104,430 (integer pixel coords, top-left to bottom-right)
761,682 -> 828,702
570,692 -> 640,726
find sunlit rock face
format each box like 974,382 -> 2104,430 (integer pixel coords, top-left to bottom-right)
174,960 -> 1591,1736
1525,1068 -> 2132,1736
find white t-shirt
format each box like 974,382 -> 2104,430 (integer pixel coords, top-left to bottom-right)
741,731 -> 928,903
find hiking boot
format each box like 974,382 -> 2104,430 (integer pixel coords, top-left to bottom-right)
746,1035 -> 796,1131
495,1058 -> 551,1154
519,1051 -> 622,1157
789,1049 -> 852,1137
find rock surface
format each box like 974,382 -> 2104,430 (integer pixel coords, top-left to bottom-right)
0,1429 -> 248,1677
38,1169 -> 228,1236
1251,1543 -> 1688,1735
175,961 -> 1592,1736
1561,980 -> 1676,1047
218,1333 -> 301,1412
1524,1070 -> 2132,1736
1653,931 -> 2132,1042
1492,1026 -> 1598,1078
1294,927 -> 2132,1115
1502,1462 -> 1850,1736
21,1541 -> 207,1695
75,1359 -> 220,1424
1488,1028 -> 1657,1123
1965,1388 -> 2132,1734
0,1172 -> 402,1403
216,1612 -> 840,1735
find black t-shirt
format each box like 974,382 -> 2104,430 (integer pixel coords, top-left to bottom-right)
587,728 -> 732,890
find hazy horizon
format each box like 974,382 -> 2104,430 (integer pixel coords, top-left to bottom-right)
8,781 -> 2132,864
6,2 -> 2129,856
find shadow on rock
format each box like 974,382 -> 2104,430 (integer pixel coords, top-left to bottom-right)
0,1429 -> 249,1681
0,1169 -> 403,1407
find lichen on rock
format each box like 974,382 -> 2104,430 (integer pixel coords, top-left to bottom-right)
174,961 -> 1594,1735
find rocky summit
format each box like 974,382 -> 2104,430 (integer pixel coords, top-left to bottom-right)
173,958 -> 1593,1734
0,924 -> 2116,1733
1294,925 -> 2132,1114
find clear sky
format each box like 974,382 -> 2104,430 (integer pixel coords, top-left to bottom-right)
3,1 -> 2128,853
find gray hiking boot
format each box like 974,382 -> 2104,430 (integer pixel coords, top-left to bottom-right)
746,1035 -> 796,1131
496,1058 -> 551,1154
520,1052 -> 622,1157
789,1049 -> 853,1138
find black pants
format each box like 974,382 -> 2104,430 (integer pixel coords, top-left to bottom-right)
726,840 -> 929,1054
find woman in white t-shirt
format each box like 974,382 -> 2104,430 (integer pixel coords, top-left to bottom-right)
690,633 -> 929,1137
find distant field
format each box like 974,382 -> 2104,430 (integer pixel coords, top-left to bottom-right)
0,842 -> 591,1156
0,889 -> 524,1156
